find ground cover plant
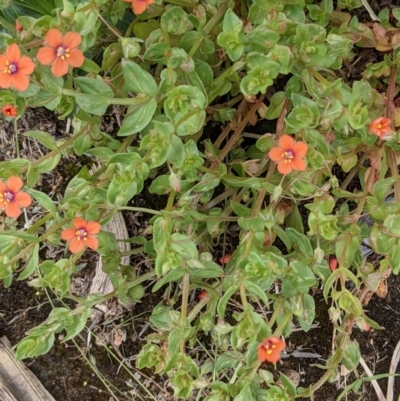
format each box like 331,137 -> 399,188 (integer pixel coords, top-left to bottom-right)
0,0 -> 400,399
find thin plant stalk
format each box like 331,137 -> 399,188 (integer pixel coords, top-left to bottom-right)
14,118 -> 20,159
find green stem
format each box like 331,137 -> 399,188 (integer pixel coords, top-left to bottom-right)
92,1 -> 123,38
21,125 -> 88,174
163,0 -> 196,6
14,118 -> 20,159
115,206 -> 162,215
216,95 -> 265,163
240,282 -> 249,309
188,2 -> 228,57
273,310 -> 292,337
120,246 -> 144,256
26,212 -> 55,233
61,88 -> 151,106
204,2 -> 229,35
307,67 -> 330,87
180,273 -> 190,326
4,218 -> 69,268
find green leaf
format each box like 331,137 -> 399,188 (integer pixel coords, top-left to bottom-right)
342,341 -> 360,371
160,6 -> 194,35
117,98 -> 157,136
373,177 -> 397,204
23,130 -> 58,151
75,77 -> 113,95
193,173 -> 220,192
152,268 -> 186,292
217,9 -> 245,62
80,58 -> 100,74
217,282 -> 239,319
265,91 -> 286,119
243,280 -> 268,305
63,307 -> 91,342
25,188 -> 56,213
17,244 -> 39,280
122,60 -> 158,97
286,228 -> 313,256
335,234 -> 360,268
36,154 -> 61,174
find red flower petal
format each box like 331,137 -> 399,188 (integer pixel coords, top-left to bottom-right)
72,217 -> 87,229
0,71 -> 12,88
63,32 -> 82,49
67,49 -> 84,68
11,73 -> 29,91
132,0 -> 149,14
5,202 -> 21,218
13,191 -> 32,208
268,147 -> 284,162
51,57 -> 69,77
278,135 -> 294,151
258,337 -> 285,363
0,55 -> 8,70
37,47 -> 56,65
293,141 -> 308,157
69,237 -> 85,254
61,228 -> 77,240
45,28 -> 63,48
6,44 -> 21,63
18,56 -> 35,75
277,160 -> 293,175
86,221 -> 101,235
85,235 -> 99,251
291,157 -> 306,171
6,176 -> 23,193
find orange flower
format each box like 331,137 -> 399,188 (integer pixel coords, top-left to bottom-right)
124,0 -> 155,14
0,44 -> 35,91
2,104 -> 17,117
329,256 -> 338,271
219,254 -> 232,265
15,20 -> 23,33
258,337 -> 285,363
0,176 -> 32,218
37,29 -> 84,77
197,290 -> 209,301
369,117 -> 392,139
61,217 -> 101,254
268,135 -> 308,175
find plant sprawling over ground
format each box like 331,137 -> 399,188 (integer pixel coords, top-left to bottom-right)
0,0 -> 399,399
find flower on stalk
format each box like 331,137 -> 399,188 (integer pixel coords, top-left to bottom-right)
268,135 -> 308,175
0,176 -> 32,218
2,104 -> 17,117
258,337 -> 285,363
15,20 -> 23,33
61,217 -> 101,254
37,29 -> 84,77
368,117 -> 392,139
329,256 -> 338,271
0,44 -> 35,91
124,0 -> 155,14
219,254 -> 232,265
197,290 -> 209,301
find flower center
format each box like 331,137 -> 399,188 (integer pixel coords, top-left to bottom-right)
262,340 -> 277,355
4,61 -> 17,75
282,150 -> 294,164
75,228 -> 88,242
56,46 -> 70,60
376,123 -> 382,129
0,191 -> 14,203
